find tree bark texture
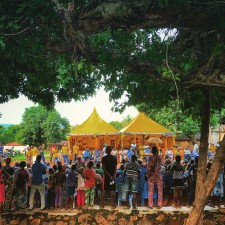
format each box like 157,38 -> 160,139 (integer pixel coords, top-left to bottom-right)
196,90 -> 211,196
185,135 -> 225,225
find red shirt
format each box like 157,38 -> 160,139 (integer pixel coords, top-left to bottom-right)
84,168 -> 96,188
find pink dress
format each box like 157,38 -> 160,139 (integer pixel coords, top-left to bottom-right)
0,169 -> 5,203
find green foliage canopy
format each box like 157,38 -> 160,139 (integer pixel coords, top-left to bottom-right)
1,0 -> 225,110
0,125 -> 22,144
19,106 -> 70,145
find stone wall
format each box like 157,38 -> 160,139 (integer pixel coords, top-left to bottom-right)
2,208 -> 225,225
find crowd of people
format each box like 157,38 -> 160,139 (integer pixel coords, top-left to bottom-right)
0,143 -> 223,220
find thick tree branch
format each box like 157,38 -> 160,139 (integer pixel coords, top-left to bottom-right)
0,26 -> 32,36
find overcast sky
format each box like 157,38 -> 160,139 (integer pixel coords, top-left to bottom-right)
0,88 -> 138,125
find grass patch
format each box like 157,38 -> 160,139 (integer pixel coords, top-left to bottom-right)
11,151 -> 51,162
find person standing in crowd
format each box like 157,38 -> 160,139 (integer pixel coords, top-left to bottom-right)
95,163 -> 104,200
55,164 -> 66,209
74,155 -> 85,171
51,145 -> 58,165
61,144 -> 69,165
127,148 -> 134,162
82,148 -> 92,162
144,147 -> 151,160
101,146 -> 117,209
83,161 -> 96,208
26,147 -> 32,165
0,145 -> 3,158
76,167 -> 85,209
119,148 -> 125,162
163,157 -> 173,205
193,142 -> 199,151
30,146 -> 38,164
47,168 -> 55,209
4,168 -> 14,211
13,161 -> 30,210
171,155 -> 185,208
184,147 -> 191,162
188,156 -> 198,206
123,154 -> 140,210
3,158 -> 14,211
73,143 -> 79,162
38,144 -> 45,163
29,155 -> 47,210
65,164 -> 77,209
146,146 -> 163,209
111,148 -> 118,159
191,147 -> 199,159
94,148 -> 102,163
166,147 -> 174,160
0,162 -> 5,220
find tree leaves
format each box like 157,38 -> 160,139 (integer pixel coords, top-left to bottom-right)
20,106 -> 70,146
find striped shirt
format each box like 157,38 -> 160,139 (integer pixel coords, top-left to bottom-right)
125,162 -> 140,179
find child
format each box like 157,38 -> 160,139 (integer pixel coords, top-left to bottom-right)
55,165 -> 66,209
65,165 -> 77,209
83,161 -> 96,208
47,168 -> 55,209
171,155 -> 185,208
76,167 -> 85,208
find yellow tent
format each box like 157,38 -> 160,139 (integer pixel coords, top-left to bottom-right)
70,108 -> 118,135
120,112 -> 172,134
119,113 -> 174,151
69,108 -> 119,151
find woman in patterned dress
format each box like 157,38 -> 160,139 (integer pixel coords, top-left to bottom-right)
3,167 -> 14,211
146,146 -> 163,208
13,161 -> 30,209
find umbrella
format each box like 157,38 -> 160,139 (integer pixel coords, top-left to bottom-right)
147,137 -> 163,144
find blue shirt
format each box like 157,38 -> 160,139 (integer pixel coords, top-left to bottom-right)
127,150 -> 134,161
94,149 -> 101,157
31,161 -> 46,185
191,149 -> 199,158
0,146 -> 3,155
83,150 -> 92,159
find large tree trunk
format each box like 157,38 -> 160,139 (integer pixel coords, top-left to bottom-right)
185,135 -> 225,225
196,90 -> 211,196
185,90 -> 225,225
